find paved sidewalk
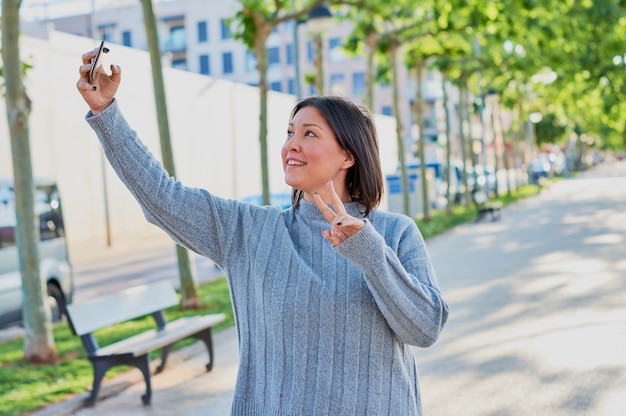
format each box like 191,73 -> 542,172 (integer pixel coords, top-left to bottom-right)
31,161 -> 626,416
414,162 -> 626,416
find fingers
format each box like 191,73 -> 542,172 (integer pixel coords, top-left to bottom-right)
321,217 -> 364,246
78,56 -> 94,81
314,180 -> 365,246
313,192 -> 336,223
313,180 -> 347,223
109,63 -> 121,83
79,48 -> 117,82
77,49 -> 120,114
76,61 -> 96,92
82,49 -> 98,64
78,49 -> 102,84
325,180 -> 347,215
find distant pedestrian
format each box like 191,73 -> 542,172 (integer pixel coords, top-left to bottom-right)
77,47 -> 448,415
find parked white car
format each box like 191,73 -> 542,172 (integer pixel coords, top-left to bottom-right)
0,179 -> 74,328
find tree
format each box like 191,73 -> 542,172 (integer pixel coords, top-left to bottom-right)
139,0 -> 200,309
534,113 -> 567,146
344,0 -> 439,218
2,0 -> 57,362
233,0 -> 330,206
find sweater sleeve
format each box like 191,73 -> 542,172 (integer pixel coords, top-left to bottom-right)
85,100 -> 245,267
335,218 -> 448,347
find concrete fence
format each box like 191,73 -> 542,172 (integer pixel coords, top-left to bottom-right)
1,31 -> 399,248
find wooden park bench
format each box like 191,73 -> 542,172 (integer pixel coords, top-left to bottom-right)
66,280 -> 225,406
472,189 -> 502,222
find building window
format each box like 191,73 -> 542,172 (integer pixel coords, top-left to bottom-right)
352,72 -> 366,96
328,37 -> 344,63
381,106 -> 393,116
220,19 -> 231,40
246,51 -> 257,72
330,73 -> 346,95
171,58 -> 187,70
163,25 -> 186,53
122,30 -> 132,47
286,43 -> 293,65
197,21 -> 208,43
268,46 -> 280,66
97,23 -> 115,43
199,54 -> 210,75
222,52 -> 234,74
270,81 -> 282,92
287,78 -> 295,95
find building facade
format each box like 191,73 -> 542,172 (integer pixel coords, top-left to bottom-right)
21,0 -> 450,162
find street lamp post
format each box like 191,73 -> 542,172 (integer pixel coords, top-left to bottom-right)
298,4 -> 333,96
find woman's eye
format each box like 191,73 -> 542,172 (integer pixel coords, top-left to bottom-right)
305,130 -> 316,137
287,130 -> 294,137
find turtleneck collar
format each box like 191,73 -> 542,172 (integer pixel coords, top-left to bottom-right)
295,198 -> 367,220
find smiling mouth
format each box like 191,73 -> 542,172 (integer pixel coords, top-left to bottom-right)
287,160 -> 306,167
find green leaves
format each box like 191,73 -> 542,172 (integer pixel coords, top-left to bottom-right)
233,0 -> 626,151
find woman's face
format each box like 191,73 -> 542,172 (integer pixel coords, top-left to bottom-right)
282,106 -> 354,202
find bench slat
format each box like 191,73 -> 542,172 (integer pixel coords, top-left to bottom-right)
94,314 -> 225,357
66,280 -> 179,335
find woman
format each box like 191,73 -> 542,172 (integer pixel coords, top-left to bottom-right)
77,48 -> 448,415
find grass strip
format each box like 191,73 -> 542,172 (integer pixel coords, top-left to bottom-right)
0,276 -> 233,416
416,183 -> 543,239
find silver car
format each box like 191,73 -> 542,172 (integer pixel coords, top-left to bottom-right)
0,179 -> 74,328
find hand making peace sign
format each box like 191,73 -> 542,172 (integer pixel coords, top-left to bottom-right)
313,180 -> 365,246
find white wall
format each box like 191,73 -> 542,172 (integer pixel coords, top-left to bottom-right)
0,31 -> 397,249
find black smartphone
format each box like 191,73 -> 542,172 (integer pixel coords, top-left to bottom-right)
88,41 -> 106,84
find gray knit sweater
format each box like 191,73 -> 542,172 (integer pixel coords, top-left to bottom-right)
87,100 -> 448,416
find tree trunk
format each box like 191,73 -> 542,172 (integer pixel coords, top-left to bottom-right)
254,26 -> 272,206
489,96 -> 500,197
388,41 -> 410,217
441,75 -> 452,215
496,99 -> 512,196
2,0 -> 57,363
414,61 -> 431,221
313,33 -> 324,95
364,31 -> 377,110
140,0 -> 200,308
458,83 -> 471,208
465,84 -> 479,185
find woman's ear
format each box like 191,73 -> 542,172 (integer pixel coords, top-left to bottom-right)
342,151 -> 356,169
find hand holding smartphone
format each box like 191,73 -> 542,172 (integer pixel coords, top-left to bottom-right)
88,41 -> 110,84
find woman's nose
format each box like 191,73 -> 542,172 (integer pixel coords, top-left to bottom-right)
285,135 -> 301,150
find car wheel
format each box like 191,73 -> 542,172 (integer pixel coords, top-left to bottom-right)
47,283 -> 65,323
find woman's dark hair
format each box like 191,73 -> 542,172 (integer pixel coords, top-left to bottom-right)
289,96 -> 384,216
